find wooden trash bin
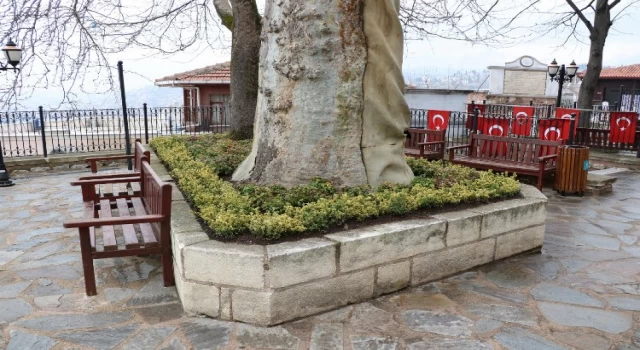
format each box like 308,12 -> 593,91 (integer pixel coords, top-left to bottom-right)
555,145 -> 590,196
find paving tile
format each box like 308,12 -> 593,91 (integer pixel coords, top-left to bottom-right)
606,296 -> 640,311
0,281 -> 31,298
120,326 -> 176,350
0,298 -> 33,323
6,330 -> 56,350
236,323 -> 300,349
551,330 -> 612,350
182,319 -> 232,349
14,311 -> 134,331
351,336 -> 397,350
538,302 -> 632,334
467,304 -> 538,327
56,324 -> 139,349
401,310 -> 474,337
310,324 -> 344,350
407,339 -> 492,350
494,327 -> 569,350
530,283 -> 604,307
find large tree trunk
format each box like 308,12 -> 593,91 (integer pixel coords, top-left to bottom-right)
233,0 -> 413,187
577,1 -> 611,112
228,0 -> 262,140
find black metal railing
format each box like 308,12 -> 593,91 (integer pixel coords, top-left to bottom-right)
1,105 -> 230,158
3,102 -> 639,158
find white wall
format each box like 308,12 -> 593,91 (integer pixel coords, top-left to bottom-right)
405,90 -> 470,111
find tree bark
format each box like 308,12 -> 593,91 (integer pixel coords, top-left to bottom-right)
227,0 -> 262,140
233,0 -> 413,187
576,0 -> 611,111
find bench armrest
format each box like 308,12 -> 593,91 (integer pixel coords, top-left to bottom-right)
85,155 -> 133,163
64,215 -> 165,229
417,141 -> 445,146
538,154 -> 557,163
446,144 -> 470,151
71,177 -> 140,186
78,172 -> 140,181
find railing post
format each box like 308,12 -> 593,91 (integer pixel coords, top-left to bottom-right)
143,103 -> 149,144
529,100 -> 534,106
568,113 -> 576,146
619,85 -> 625,111
38,106 -> 48,158
472,108 -> 479,134
117,61 -> 132,171
547,104 -> 553,119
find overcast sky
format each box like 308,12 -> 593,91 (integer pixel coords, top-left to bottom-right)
4,0 -> 640,109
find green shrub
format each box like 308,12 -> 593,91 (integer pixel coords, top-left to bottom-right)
150,135 -> 521,241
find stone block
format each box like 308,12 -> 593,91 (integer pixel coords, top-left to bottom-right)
232,289 -> 273,326
174,272 -> 219,317
412,239 -> 495,285
470,199 -> 546,238
495,225 -> 544,260
220,288 -> 231,320
170,201 -> 204,234
270,269 -> 375,325
172,230 -> 209,276
326,219 -> 446,272
376,261 -> 410,294
171,184 -> 185,202
519,184 -> 548,201
183,241 -> 264,288
432,210 -> 482,247
266,238 -> 336,288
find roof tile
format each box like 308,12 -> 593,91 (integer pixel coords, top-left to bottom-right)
156,62 -> 230,83
578,64 -> 640,79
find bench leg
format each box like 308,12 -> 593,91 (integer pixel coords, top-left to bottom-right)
79,228 -> 97,296
161,248 -> 175,287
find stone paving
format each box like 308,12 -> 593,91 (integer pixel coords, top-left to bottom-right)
1,170 -> 640,349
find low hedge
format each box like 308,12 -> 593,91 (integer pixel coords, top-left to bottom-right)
151,134 -> 521,240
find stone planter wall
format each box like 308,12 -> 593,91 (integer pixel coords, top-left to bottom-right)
148,152 -> 548,326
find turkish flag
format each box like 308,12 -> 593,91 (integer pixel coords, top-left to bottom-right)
610,112 -> 638,144
539,119 -> 571,141
555,108 -> 581,127
482,118 -> 510,156
512,106 -> 535,136
427,110 -> 450,131
466,104 -> 487,130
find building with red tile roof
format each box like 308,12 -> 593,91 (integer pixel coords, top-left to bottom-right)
156,62 -> 231,108
578,64 -> 640,107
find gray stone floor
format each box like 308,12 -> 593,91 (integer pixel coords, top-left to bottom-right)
1,170 -> 640,350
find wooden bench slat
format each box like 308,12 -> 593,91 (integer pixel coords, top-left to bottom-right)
99,199 -> 118,251
131,197 -> 159,247
82,203 -> 97,252
116,198 -> 140,249
130,182 -> 141,195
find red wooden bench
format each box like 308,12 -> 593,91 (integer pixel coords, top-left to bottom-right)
64,161 -> 174,296
448,133 -> 562,190
74,141 -> 150,202
404,128 -> 446,160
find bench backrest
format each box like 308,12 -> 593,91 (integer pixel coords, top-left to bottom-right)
405,129 -> 445,150
134,140 -> 151,172
469,133 -> 563,164
140,161 -> 172,241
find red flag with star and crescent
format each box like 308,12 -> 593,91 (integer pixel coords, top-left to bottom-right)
538,119 -> 571,141
427,110 -> 451,131
482,118 -> 510,156
466,104 -> 487,130
511,106 -> 535,137
610,112 -> 638,144
555,107 -> 581,131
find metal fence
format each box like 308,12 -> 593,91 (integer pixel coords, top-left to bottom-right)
1,105 -> 230,157
3,102 -> 639,158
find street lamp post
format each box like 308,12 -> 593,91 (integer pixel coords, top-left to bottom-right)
0,39 -> 23,187
548,59 -> 579,108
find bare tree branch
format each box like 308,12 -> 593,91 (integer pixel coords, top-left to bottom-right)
565,0 -> 595,33
213,0 -> 234,31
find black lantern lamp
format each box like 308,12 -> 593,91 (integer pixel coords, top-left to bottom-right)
0,39 -> 22,187
548,59 -> 578,107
